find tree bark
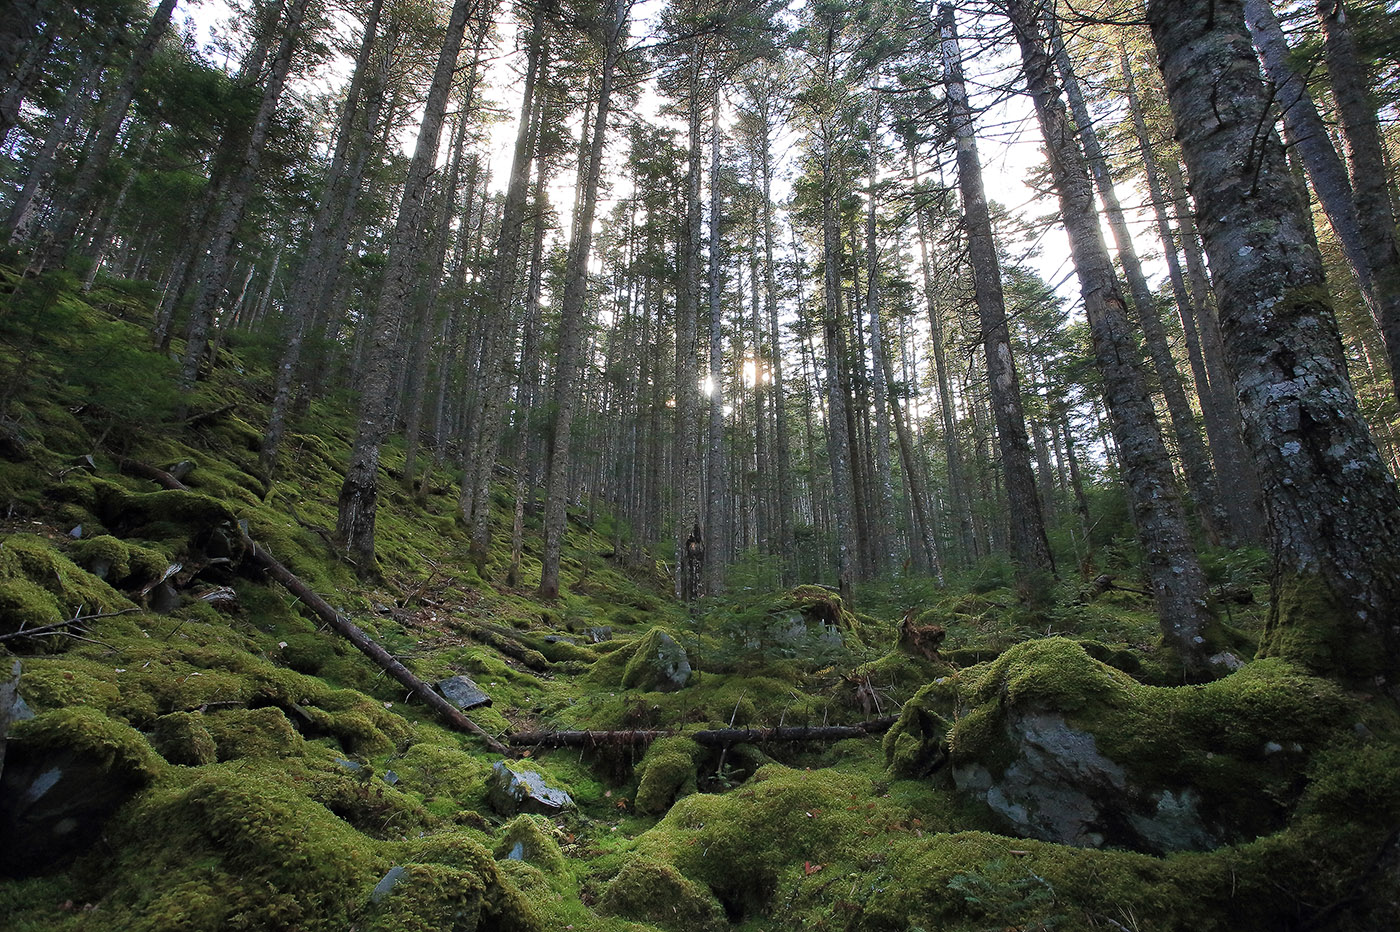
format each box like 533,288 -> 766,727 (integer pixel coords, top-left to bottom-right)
35,0 -> 179,272
1147,0 -> 1400,689
1313,0 -> 1400,394
1008,0 -> 1217,675
337,0 -> 480,571
539,0 -> 629,599
940,5 -> 1054,583
1048,15 -> 1227,545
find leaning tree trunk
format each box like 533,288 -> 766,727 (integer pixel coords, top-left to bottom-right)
264,0 -> 385,472
178,0 -> 311,395
1148,0 -> 1400,691
1314,0 -> 1400,395
337,0 -> 479,571
1242,0 -> 1396,395
939,5 -> 1054,583
1048,15 -> 1227,545
1007,0 -> 1218,676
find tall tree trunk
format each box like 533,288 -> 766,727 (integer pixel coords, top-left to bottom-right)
539,0 -> 628,599
1048,14 -> 1227,544
466,7 -> 548,570
674,56 -> 705,602
864,97 -> 896,574
4,47 -> 103,243
263,0 -> 386,472
337,0 -> 480,571
1008,0 -> 1218,675
939,5 -> 1054,584
911,150 -> 974,566
704,90 -> 728,594
1119,46 -> 1264,544
1149,0 -> 1400,690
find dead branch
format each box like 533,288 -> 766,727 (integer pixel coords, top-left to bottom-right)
235,526 -> 508,754
505,716 -> 899,750
0,606 -> 142,642
114,458 -> 506,754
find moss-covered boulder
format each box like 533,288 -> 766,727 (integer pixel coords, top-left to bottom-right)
361,833 -> 541,932
0,707 -> 164,874
598,857 -> 727,932
890,638 -> 1355,853
150,711 -> 218,765
621,627 -> 692,692
493,815 -> 566,872
635,736 -> 700,815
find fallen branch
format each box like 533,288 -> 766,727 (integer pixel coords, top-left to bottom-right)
504,717 -> 899,750
0,607 -> 142,642
235,526 -> 508,754
455,620 -> 551,672
113,458 -> 506,754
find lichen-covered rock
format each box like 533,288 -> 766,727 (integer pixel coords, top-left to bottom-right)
0,706 -> 163,874
897,638 -> 1355,853
635,736 -> 700,815
437,674 -> 492,711
486,762 -> 574,816
598,857 -> 727,932
622,627 -> 692,692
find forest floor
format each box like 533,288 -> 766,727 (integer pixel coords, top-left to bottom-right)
1,269 -> 1398,931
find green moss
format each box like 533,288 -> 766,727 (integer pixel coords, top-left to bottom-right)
150,711 -> 218,765
620,627 -> 691,692
100,765 -> 378,931
0,576 -> 64,632
70,534 -> 130,580
10,705 -> 164,783
203,707 -> 304,760
0,534 -> 132,626
634,736 -> 700,815
1259,571 -> 1393,685
494,815 -> 567,871
363,832 -> 542,932
598,857 -> 727,932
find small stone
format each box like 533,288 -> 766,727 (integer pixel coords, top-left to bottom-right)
588,626 -> 613,643
437,675 -> 492,711
382,770 -> 399,786
370,866 -> 405,904
335,758 -> 363,772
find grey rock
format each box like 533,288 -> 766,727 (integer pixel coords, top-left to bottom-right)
437,674 -> 492,711
639,632 -> 691,692
588,626 -> 613,643
487,762 -> 574,816
954,710 -> 1215,854
370,865 -> 405,904
382,769 -> 399,786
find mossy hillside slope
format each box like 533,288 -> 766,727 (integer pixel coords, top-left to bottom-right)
0,268 -> 1395,931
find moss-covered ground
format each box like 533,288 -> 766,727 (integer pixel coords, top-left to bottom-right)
0,268 -> 1396,930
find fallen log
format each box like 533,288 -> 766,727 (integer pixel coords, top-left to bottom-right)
455,620 -> 550,672
234,527 -> 509,754
113,458 -> 507,754
505,716 -> 899,750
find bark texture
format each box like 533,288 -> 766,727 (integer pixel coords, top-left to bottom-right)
1148,0 -> 1400,689
1008,0 -> 1217,675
